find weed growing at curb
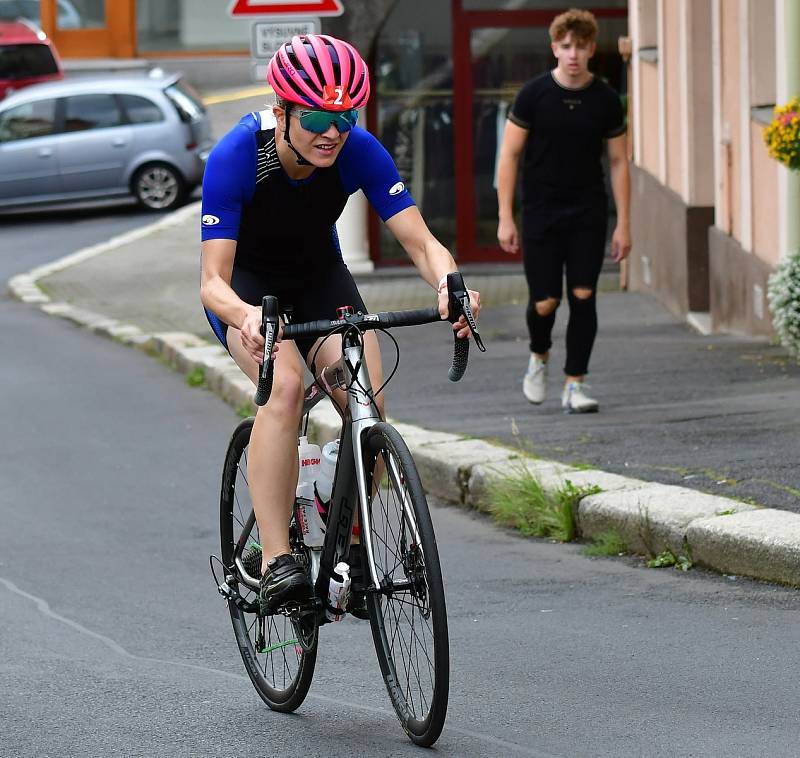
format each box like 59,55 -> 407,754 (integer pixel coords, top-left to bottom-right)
486,462 -> 599,542
647,550 -> 693,571
635,505 -> 695,571
186,366 -> 205,387
583,530 -> 628,557
636,505 -> 657,557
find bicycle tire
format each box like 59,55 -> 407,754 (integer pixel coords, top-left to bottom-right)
361,422 -> 450,746
220,417 -> 317,713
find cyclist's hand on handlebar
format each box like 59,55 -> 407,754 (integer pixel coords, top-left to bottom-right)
437,285 -> 481,339
240,305 -> 281,364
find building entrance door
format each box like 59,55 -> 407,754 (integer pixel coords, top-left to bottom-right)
452,2 -> 627,262
42,0 -> 135,58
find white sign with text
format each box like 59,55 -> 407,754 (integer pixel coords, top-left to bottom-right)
251,18 -> 320,59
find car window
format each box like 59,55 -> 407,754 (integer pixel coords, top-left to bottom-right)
63,93 -> 123,132
0,43 -> 59,80
118,93 -> 163,124
164,79 -> 206,122
0,98 -> 56,141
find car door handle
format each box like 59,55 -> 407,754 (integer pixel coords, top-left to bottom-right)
112,139 -> 127,147
38,148 -> 53,158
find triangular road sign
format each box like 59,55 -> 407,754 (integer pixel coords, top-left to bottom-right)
229,0 -> 344,16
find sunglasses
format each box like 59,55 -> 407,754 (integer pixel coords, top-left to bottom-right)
294,108 -> 359,134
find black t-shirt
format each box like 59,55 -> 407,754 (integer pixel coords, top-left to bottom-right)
509,72 -> 625,230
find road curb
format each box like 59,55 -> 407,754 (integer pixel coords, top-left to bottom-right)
8,207 -> 800,589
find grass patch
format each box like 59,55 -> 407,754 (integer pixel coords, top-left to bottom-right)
486,463 -> 599,542
186,366 -> 206,387
583,530 -> 628,557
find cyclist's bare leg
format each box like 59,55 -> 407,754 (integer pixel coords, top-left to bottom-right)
227,326 -> 305,570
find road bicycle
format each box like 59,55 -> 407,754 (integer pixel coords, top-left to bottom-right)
210,272 -> 483,747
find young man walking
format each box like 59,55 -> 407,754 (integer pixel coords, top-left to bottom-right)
496,8 -> 631,413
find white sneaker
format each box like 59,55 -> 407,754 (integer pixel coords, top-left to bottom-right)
561,381 -> 599,414
523,355 -> 548,404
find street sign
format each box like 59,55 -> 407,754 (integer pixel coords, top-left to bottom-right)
230,0 -> 344,16
251,18 -> 320,59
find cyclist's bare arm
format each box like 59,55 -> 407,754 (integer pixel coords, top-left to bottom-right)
496,120 -> 527,255
200,238 -> 265,363
384,206 -> 481,337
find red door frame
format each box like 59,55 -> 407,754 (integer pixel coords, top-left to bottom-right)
451,1 -> 627,262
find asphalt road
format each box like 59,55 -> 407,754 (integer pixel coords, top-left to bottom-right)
0,202 -> 166,284
3,296 -> 800,757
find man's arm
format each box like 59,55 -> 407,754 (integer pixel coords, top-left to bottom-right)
496,120 -> 528,255
607,134 -> 631,262
384,206 -> 480,336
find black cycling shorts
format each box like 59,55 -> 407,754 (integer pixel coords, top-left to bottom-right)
205,261 -> 367,361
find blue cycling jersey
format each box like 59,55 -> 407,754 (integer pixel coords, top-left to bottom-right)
201,111 -> 415,274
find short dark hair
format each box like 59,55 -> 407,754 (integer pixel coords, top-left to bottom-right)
549,9 -> 598,44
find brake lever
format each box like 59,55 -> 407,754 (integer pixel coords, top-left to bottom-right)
253,295 -> 279,407
447,272 -> 486,352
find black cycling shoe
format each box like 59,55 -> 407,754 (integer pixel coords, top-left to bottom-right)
259,553 -> 311,615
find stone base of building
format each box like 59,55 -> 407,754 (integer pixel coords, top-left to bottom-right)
628,165 -> 714,318
708,227 -> 775,338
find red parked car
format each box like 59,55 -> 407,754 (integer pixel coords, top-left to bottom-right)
0,19 -> 63,100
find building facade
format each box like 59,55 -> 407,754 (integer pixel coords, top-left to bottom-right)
627,0 -> 800,337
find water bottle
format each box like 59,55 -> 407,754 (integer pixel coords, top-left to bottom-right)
296,436 -> 325,547
297,435 -> 321,486
315,438 -> 340,504
295,481 -> 325,547
326,561 -> 351,622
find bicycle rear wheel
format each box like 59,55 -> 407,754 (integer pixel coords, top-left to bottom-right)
361,422 -> 449,746
220,417 -> 316,713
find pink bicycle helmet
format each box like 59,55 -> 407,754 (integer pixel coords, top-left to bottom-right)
267,34 -> 370,111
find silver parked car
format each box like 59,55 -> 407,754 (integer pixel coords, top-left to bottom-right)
0,71 -> 213,211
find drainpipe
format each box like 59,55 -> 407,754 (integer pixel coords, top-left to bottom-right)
784,0 -> 800,255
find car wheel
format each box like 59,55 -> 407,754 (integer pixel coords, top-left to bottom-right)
132,163 -> 186,211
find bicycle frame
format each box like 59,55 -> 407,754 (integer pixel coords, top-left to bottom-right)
313,327 -> 422,615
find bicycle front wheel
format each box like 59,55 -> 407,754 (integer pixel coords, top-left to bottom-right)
361,422 -> 450,746
220,417 -> 316,713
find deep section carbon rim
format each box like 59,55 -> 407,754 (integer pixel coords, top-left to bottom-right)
363,422 -> 449,746
219,418 -> 316,712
